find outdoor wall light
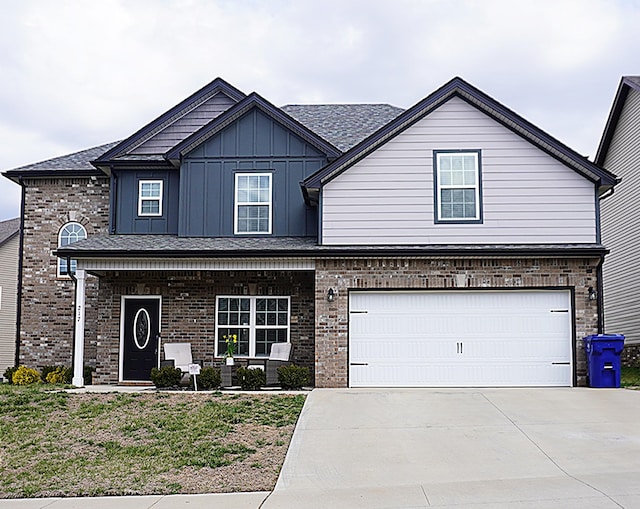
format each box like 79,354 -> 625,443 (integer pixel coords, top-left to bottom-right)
588,286 -> 597,301
327,288 -> 335,302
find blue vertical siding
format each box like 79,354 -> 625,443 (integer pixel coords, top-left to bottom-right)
113,170 -> 179,234
179,108 -> 328,237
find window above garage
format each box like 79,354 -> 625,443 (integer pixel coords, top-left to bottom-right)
434,150 -> 483,224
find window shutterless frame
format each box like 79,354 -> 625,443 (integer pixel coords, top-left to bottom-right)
433,149 -> 483,224
215,296 -> 290,358
138,180 -> 163,217
57,222 -> 87,277
234,173 -> 272,234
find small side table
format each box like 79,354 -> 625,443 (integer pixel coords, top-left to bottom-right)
221,365 -> 236,387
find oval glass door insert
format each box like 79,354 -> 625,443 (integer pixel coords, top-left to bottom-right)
133,308 -> 151,350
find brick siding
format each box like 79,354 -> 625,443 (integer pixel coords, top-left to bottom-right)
19,177 -> 110,370
314,257 -> 601,388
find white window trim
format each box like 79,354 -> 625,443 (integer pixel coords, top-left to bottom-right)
435,151 -> 481,222
215,296 -> 290,358
138,180 -> 163,217
234,173 -> 272,235
57,222 -> 87,278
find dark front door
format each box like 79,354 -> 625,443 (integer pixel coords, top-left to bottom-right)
122,297 -> 160,381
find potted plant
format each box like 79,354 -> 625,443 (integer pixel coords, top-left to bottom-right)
224,334 -> 238,365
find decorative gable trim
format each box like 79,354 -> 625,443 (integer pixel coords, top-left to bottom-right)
595,76 -> 640,166
165,93 -> 342,163
93,78 -> 246,167
303,77 -> 618,199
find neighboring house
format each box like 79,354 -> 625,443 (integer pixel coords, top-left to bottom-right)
3,77 -> 617,387
596,76 -> 640,365
0,217 -> 20,378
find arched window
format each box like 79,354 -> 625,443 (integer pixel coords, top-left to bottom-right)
58,222 -> 87,276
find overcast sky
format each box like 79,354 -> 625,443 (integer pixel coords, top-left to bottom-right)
1,0 -> 638,221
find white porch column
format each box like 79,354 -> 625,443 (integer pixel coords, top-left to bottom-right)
72,269 -> 86,387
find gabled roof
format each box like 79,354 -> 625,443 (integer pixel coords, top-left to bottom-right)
165,93 -> 342,162
0,217 -> 20,246
595,76 -> 640,166
281,104 -> 404,152
3,142 -> 119,182
93,77 -> 246,168
303,76 -> 618,199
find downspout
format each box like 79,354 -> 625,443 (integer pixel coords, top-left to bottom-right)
110,169 -> 117,234
596,255 -> 605,334
14,177 -> 26,367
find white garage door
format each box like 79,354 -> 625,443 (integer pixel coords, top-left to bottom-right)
349,290 -> 573,387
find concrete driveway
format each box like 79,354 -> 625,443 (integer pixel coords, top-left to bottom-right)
264,388 -> 640,508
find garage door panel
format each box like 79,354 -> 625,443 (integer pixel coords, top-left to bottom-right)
349,290 -> 572,387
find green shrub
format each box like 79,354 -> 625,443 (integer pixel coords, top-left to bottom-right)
193,367 -> 221,390
3,366 -> 18,384
12,366 -> 42,386
236,366 -> 266,391
150,366 -> 183,388
45,366 -> 72,384
41,365 -> 72,384
84,366 -> 94,385
277,364 -> 311,390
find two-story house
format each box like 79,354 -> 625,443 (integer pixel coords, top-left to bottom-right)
0,217 -> 20,378
3,77 -> 617,387
597,76 -> 640,365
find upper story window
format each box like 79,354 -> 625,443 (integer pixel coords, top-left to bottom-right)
434,150 -> 482,223
138,180 -> 163,216
235,173 -> 272,234
58,222 -> 87,276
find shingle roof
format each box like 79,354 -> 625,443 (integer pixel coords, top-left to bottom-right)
56,234 -> 608,258
595,76 -> 640,166
281,104 -> 404,151
3,142 -> 119,179
2,104 -> 404,179
0,217 -> 20,246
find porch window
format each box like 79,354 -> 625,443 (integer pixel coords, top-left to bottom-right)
434,150 -> 482,223
216,296 -> 289,357
138,180 -> 163,216
234,173 -> 272,234
58,222 -> 87,277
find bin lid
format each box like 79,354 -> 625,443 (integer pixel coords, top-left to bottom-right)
584,334 -> 625,341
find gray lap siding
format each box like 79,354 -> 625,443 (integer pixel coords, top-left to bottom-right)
94,270 -> 315,384
314,256 -> 602,388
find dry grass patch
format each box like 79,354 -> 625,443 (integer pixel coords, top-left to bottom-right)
0,386 -> 305,498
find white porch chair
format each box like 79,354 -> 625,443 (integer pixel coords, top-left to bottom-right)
162,343 -> 201,373
249,342 -> 293,385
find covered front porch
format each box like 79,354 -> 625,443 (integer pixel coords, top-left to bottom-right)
70,256 -> 316,386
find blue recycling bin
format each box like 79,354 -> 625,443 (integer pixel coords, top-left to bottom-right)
583,334 -> 625,388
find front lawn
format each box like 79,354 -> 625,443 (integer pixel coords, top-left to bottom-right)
0,385 -> 305,498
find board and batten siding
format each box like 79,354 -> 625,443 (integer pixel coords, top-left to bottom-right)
130,92 -> 237,155
0,233 -> 19,374
601,87 -> 640,343
179,108 -> 327,237
321,96 -> 597,245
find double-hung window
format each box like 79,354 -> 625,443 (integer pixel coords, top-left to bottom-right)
434,150 -> 482,223
138,180 -> 163,216
216,296 -> 289,358
235,173 -> 272,234
58,222 -> 87,277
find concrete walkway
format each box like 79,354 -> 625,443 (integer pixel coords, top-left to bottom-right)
264,388 -> 640,508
